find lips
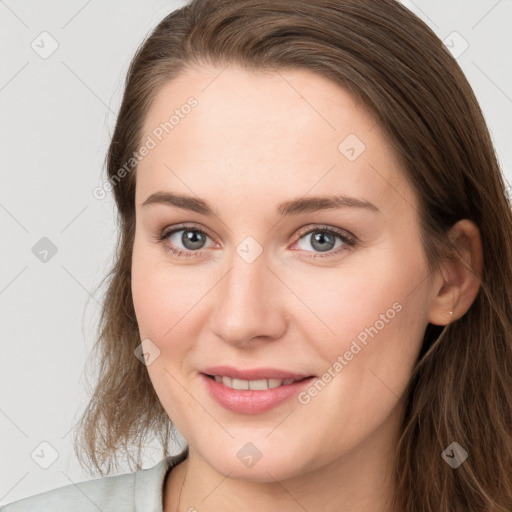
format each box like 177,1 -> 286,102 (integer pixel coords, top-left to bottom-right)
199,366 -> 316,414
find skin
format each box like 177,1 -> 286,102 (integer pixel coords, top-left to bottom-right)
131,64 -> 483,512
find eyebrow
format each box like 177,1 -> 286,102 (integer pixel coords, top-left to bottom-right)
141,191 -> 380,216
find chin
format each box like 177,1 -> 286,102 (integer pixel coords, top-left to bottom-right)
195,437 -> 315,482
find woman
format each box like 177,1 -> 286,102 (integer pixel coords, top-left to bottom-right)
3,0 -> 511,511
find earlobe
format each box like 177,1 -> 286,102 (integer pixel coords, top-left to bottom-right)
428,219 -> 483,326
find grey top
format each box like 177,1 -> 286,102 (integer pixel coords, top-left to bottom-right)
0,449 -> 188,512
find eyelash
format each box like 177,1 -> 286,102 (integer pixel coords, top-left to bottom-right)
154,223 -> 357,259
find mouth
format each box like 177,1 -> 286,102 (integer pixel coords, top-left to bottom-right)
199,366 -> 316,414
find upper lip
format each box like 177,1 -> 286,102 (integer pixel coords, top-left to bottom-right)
201,366 -> 314,381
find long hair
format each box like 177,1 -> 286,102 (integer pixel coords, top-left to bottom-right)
74,1 -> 512,510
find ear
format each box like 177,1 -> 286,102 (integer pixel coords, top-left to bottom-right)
428,219 -> 483,325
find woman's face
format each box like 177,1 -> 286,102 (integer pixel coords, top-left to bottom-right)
131,65 -> 437,481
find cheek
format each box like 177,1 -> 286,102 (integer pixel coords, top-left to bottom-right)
131,240 -> 201,343
131,245 -> 203,423
293,268 -> 429,456
291,247 -> 429,393
284,259 -> 414,354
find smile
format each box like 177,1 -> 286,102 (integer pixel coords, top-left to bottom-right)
200,372 -> 316,414
208,375 -> 304,390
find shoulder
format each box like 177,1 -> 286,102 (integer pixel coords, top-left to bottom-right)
0,450 -> 188,512
0,469 -> 137,512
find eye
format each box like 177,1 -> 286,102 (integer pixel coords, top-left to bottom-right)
154,223 -> 357,259
293,225 -> 356,258
155,224 -> 214,258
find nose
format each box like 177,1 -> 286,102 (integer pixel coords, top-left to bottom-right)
208,249 -> 288,348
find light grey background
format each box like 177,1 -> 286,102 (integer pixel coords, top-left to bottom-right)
1,0 -> 511,505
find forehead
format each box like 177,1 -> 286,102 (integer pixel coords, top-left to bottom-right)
136,65 -> 417,218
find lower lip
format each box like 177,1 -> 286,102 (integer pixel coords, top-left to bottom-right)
200,373 -> 315,415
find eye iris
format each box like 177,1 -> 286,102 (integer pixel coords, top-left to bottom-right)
311,231 -> 335,252
182,230 -> 205,250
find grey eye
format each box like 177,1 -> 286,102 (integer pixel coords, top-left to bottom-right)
296,230 -> 344,253
169,229 -> 209,250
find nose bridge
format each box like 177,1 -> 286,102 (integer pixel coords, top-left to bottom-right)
209,242 -> 287,345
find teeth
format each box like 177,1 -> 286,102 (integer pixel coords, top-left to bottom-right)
268,379 -> 283,388
212,375 -> 299,390
232,378 -> 249,390
249,379 -> 270,390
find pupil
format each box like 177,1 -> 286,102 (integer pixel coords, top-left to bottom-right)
183,230 -> 204,250
312,232 -> 334,252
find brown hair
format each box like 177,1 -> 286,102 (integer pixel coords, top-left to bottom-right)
74,0 -> 512,509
